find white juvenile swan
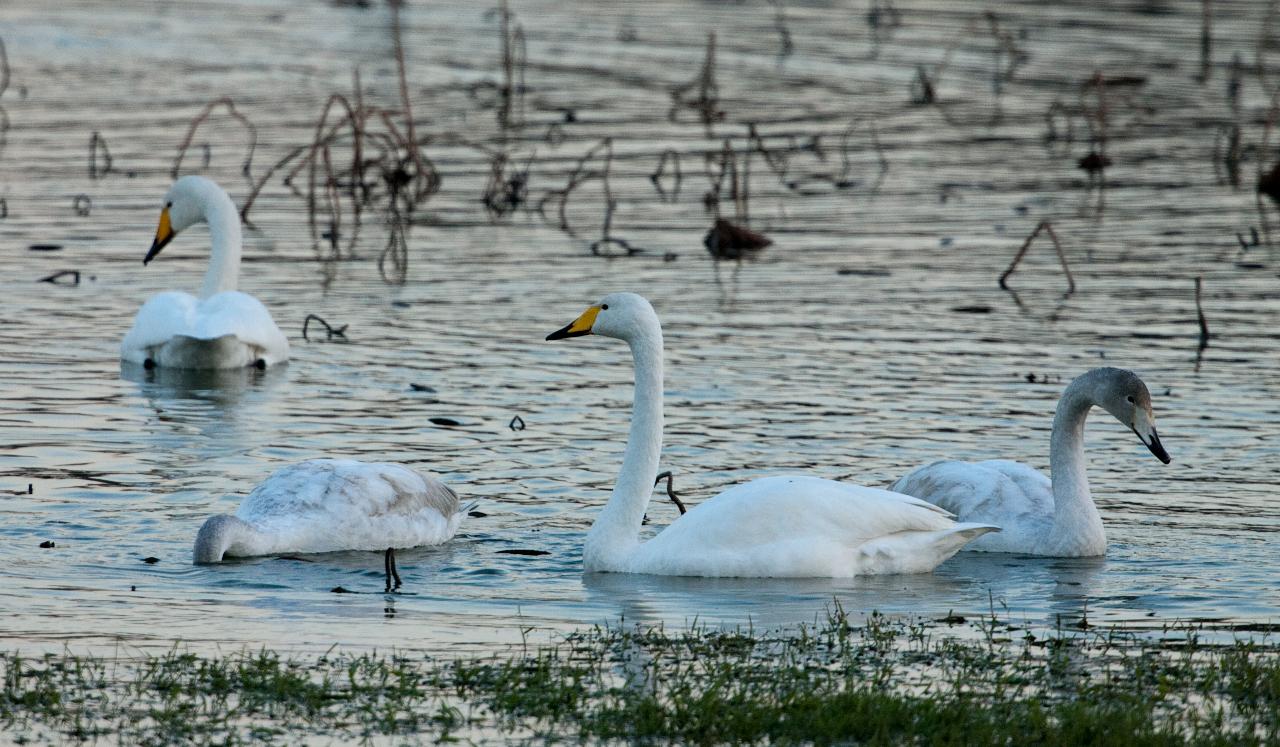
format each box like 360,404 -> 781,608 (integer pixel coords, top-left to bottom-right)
121,176 -> 289,370
193,459 -> 466,563
890,367 -> 1171,557
546,292 -> 998,577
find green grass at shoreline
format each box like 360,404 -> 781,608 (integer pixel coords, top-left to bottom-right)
3,608 -> 1279,745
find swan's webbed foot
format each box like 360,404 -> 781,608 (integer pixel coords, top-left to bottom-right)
384,547 -> 402,592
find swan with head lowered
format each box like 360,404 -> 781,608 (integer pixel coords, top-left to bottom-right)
193,459 -> 467,564
890,367 -> 1171,557
546,292 -> 998,577
121,176 -> 289,370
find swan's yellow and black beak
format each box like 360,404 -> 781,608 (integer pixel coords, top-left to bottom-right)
144,207 -> 175,265
547,305 -> 600,341
1133,425 -> 1171,464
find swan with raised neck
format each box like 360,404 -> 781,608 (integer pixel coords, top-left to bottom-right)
547,292 -> 998,577
121,176 -> 289,369
891,367 -> 1171,557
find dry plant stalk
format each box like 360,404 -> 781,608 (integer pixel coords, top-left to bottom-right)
88,131 -> 113,180
238,3 -> 439,280
999,220 -> 1075,294
650,149 -> 683,202
171,97 -> 257,183
537,137 -> 613,235
495,0 -> 526,135
1195,276 -> 1210,349
669,32 -> 723,132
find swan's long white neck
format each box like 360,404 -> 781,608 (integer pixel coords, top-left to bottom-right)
583,321 -> 664,571
1047,370 -> 1107,555
197,186 -> 242,299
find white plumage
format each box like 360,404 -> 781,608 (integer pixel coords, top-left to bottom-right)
194,459 -> 465,563
121,176 -> 289,369
547,292 -> 997,578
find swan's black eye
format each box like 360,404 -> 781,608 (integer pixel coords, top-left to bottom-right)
1126,395 -> 1135,404
601,304 -> 609,310
166,201 -> 173,208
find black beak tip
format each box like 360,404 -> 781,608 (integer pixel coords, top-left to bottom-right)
1145,431 -> 1171,464
546,322 -> 578,341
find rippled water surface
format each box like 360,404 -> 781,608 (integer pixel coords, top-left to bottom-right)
1,0 -> 1278,654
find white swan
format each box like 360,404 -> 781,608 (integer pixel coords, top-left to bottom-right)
546,292 -> 998,577
121,176 -> 289,370
193,459 -> 465,563
890,367 -> 1171,557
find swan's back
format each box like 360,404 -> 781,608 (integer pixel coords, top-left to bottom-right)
624,475 -> 996,577
122,290 -> 289,368
237,458 -> 462,554
891,460 -> 1052,552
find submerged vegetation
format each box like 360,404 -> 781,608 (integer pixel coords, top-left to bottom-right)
3,608 -> 1279,744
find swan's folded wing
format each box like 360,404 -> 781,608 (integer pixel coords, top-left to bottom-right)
190,291 -> 290,360
121,291 -> 199,362
892,459 -> 1051,525
239,459 -> 459,524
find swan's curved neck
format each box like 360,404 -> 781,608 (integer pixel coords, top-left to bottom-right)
199,190 -> 242,299
584,324 -> 664,570
193,514 -> 266,563
1047,371 -> 1106,553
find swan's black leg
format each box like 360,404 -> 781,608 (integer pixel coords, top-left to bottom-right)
384,547 -> 402,592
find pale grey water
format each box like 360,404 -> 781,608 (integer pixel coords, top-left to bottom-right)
1,0 -> 1278,654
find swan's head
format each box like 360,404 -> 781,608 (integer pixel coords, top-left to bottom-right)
1095,368 -> 1171,464
144,176 -> 217,265
193,513 -> 242,564
546,292 -> 659,342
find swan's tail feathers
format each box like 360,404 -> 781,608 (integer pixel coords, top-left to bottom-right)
853,523 -> 1000,575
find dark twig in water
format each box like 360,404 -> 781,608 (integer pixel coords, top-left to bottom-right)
508,415 -> 525,431
999,221 -> 1075,294
770,0 -> 794,59
0,37 -> 8,99
654,471 -> 688,515
302,314 -> 348,342
0,198 -> 6,219
492,0 -> 527,137
171,97 -> 257,182
538,137 -> 630,251
865,0 -> 902,58
384,547 -> 402,593
1195,276 -> 1210,350
38,270 -> 80,286
73,195 -> 91,217
669,32 -> 723,133
88,131 -> 113,181
1198,0 -> 1213,83
482,151 -> 532,219
650,149 -> 683,202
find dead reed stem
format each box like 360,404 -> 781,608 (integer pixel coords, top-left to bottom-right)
171,97 -> 257,182
669,32 -> 722,133
88,132 -> 112,180
999,220 -> 1075,294
1195,276 -> 1210,349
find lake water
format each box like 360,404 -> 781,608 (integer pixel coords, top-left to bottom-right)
1,0 -> 1277,654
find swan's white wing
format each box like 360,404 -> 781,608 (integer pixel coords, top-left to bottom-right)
121,291 -> 199,363
891,459 -> 1052,552
235,458 -> 463,554
121,290 -> 289,366
626,475 -> 995,577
